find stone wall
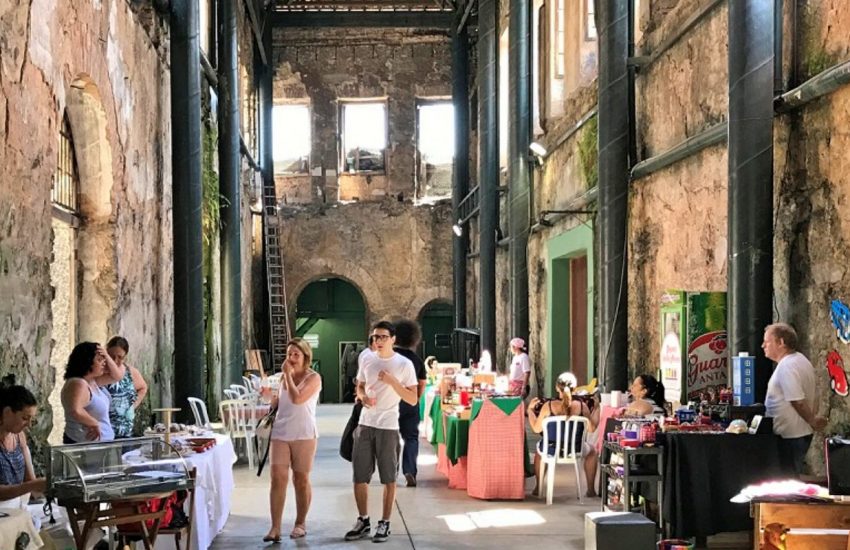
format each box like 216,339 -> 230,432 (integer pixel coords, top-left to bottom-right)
272,27 -> 453,204
278,201 -> 453,324
628,0 -> 850,473
0,0 -> 173,457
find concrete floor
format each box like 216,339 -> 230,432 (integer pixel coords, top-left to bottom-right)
210,404 -> 598,549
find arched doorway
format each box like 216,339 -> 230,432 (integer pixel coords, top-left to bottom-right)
418,300 -> 453,363
295,278 -> 367,403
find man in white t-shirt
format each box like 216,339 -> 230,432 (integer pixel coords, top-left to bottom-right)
344,321 -> 418,544
763,322 -> 827,475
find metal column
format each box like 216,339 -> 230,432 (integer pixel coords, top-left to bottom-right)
477,0 -> 499,360
170,0 -> 205,420
452,6 -> 470,344
728,0 -> 775,403
597,0 -> 630,392
508,0 -> 531,344
218,0 -> 243,387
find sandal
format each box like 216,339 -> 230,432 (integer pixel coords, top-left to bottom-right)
290,524 -> 307,539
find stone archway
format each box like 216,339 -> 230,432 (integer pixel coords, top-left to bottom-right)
65,74 -> 118,343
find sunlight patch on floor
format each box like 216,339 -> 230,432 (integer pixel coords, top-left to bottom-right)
437,508 -> 546,532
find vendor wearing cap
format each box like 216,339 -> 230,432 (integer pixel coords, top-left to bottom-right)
508,337 -> 531,398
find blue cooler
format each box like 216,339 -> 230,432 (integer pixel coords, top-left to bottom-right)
732,353 -> 755,406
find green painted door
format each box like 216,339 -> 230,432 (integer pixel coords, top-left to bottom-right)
420,302 -> 454,362
296,279 -> 367,403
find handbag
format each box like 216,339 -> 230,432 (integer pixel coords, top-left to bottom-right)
339,402 -> 363,462
255,406 -> 277,476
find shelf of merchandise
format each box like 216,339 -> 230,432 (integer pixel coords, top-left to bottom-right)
600,441 -> 664,529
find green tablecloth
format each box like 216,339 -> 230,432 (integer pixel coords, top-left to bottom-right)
445,415 -> 470,464
429,396 -> 445,445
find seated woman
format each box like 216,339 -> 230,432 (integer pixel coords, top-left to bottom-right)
0,385 -> 46,507
105,336 -> 148,439
61,342 -> 125,443
527,372 -> 598,498
622,374 -> 666,417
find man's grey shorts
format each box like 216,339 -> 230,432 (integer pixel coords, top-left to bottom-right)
352,425 -> 400,484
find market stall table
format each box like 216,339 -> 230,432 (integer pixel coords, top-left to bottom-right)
176,432 -> 237,550
467,397 -> 526,500
0,508 -> 43,550
662,432 -> 791,539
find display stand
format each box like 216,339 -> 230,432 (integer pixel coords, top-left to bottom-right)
601,441 -> 664,529
63,493 -> 170,550
153,407 -> 182,445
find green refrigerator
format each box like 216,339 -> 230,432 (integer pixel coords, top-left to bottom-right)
659,290 -> 727,407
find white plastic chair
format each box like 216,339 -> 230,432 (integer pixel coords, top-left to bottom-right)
223,388 -> 240,400
219,398 -> 256,470
230,384 -> 249,397
538,415 -> 590,505
187,397 -> 224,432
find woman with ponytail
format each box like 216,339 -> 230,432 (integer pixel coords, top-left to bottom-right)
526,372 -> 598,497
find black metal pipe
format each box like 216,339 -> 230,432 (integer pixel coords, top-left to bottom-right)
631,121 -> 727,179
776,58 -> 850,112
508,0 -> 531,345
218,0 -> 243,387
775,0 -> 784,95
170,0 -> 205,421
452,3 -> 470,351
257,10 -> 273,355
728,0 -> 775,404
596,0 -> 630,392
478,0 -> 498,359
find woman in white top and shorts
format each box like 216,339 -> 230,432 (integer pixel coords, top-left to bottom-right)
265,338 -> 322,543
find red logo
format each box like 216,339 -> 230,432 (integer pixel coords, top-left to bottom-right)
826,350 -> 849,397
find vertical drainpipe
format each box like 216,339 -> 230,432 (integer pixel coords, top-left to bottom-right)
508,0 -> 531,345
728,0 -> 775,403
452,5 -> 470,345
218,0 -> 242,387
258,11 -> 274,355
478,0 -> 498,362
170,0 -> 205,420
596,0 -> 630,392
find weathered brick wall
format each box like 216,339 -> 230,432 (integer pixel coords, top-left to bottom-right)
0,0 -> 173,457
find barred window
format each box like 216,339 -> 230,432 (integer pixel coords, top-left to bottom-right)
53,114 -> 80,214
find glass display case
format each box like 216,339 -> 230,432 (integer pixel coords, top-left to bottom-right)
46,436 -> 193,504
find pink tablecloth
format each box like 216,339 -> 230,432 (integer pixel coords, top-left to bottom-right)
466,399 -> 525,500
595,405 -> 624,454
436,443 -> 468,489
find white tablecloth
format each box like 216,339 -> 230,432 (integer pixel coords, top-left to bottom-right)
155,433 -> 237,550
0,508 -> 43,550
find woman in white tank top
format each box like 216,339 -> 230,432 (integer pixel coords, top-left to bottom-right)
264,338 -> 322,543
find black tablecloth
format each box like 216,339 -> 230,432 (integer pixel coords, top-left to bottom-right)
662,432 -> 791,538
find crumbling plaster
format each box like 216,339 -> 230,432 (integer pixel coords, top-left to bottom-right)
278,201 -> 453,326
0,0 -> 173,455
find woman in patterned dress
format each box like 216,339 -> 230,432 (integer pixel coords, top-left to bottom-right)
105,336 -> 148,439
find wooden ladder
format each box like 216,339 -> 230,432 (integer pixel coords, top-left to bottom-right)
262,176 -> 290,371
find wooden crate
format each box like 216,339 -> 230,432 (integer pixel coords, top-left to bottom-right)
752,500 -> 850,550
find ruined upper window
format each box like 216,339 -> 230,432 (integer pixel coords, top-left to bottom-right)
585,0 -> 597,41
555,0 -> 565,77
340,101 -> 387,174
273,104 -> 311,174
199,0 -> 213,56
52,114 -> 80,214
416,100 -> 454,200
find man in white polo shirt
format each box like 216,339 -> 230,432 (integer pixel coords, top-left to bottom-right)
763,322 -> 827,475
344,321 -> 417,543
